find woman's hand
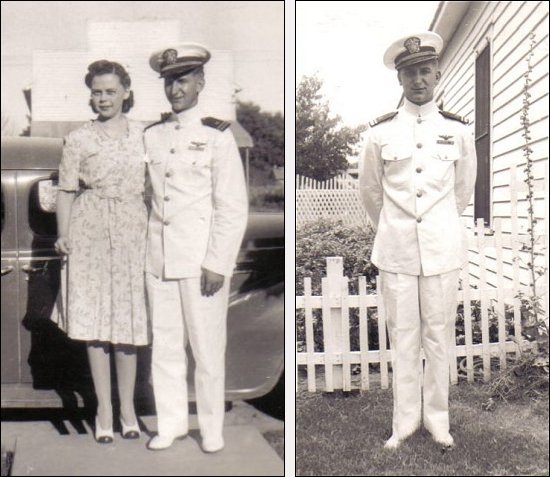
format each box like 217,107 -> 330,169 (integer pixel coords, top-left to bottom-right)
55,236 -> 72,255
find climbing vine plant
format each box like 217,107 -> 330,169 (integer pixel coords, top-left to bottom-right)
517,31 -> 548,343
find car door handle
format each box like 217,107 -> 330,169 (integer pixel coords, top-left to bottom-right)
21,264 -> 47,274
1,266 -> 14,276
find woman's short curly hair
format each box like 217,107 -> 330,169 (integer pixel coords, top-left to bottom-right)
85,60 -> 134,113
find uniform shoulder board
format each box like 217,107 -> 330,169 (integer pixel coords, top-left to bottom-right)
144,112 -> 172,132
369,111 -> 398,128
439,110 -> 469,124
144,120 -> 163,132
201,116 -> 231,131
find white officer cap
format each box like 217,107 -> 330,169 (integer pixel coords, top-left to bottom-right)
383,32 -> 443,70
149,42 -> 211,78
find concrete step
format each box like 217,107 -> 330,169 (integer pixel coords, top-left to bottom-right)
5,416 -> 283,476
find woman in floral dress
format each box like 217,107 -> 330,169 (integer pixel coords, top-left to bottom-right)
55,60 -> 148,443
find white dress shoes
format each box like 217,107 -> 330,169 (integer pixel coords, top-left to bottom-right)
147,433 -> 187,451
383,434 -> 402,450
201,438 -> 224,453
431,432 -> 455,448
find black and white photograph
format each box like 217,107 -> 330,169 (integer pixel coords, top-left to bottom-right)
1,1 -> 284,475
296,1 -> 549,475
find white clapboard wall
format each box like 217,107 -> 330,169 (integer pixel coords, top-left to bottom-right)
32,20 -> 236,124
432,2 -> 549,292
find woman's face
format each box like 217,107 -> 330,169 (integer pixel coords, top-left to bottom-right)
89,73 -> 130,119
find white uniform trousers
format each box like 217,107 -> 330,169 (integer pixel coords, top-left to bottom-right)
380,269 -> 459,440
146,273 -> 229,443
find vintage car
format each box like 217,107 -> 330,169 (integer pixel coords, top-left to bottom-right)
1,136 -> 284,408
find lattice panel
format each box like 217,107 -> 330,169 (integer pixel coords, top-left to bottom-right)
296,189 -> 370,226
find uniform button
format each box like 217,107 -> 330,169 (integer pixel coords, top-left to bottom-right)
416,143 -> 423,149
416,167 -> 422,173
416,217 -> 422,223
164,196 -> 170,202
163,220 -> 170,226
165,171 -> 172,178
170,148 -> 176,154
416,118 -> 422,124
175,124 -> 181,130
416,190 -> 423,197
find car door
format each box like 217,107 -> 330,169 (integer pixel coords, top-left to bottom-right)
1,174 -> 19,384
16,170 -> 88,391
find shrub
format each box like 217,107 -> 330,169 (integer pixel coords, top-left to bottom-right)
296,218 -> 378,296
485,348 -> 549,402
455,300 -> 516,345
296,219 -> 378,353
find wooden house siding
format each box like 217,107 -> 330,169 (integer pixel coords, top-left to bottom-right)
433,1 -> 549,289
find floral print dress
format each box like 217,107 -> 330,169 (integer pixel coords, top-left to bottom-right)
55,118 -> 150,345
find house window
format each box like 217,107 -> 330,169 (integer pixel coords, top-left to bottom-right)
474,43 -> 491,226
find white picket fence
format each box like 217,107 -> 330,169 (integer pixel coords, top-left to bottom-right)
296,173 -> 369,226
296,218 -> 548,392
296,173 -> 359,190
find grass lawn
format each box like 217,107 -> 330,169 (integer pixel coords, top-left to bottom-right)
296,382 -> 549,476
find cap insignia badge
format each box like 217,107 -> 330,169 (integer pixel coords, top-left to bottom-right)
404,37 -> 421,54
162,49 -> 178,65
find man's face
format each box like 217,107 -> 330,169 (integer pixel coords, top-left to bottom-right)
164,70 -> 205,113
397,60 -> 441,105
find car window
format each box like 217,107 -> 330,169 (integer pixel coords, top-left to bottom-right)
29,178 -> 57,237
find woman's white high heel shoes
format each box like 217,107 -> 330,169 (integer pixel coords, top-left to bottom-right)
94,416 -> 114,444
120,417 -> 141,439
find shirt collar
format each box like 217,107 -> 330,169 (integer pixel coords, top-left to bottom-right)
175,104 -> 203,123
402,98 -> 439,117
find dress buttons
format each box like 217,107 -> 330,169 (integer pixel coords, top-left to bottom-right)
416,217 -> 422,223
175,124 -> 181,130
165,171 -> 172,178
416,143 -> 423,149
416,118 -> 422,124
416,167 -> 422,173
163,220 -> 170,226
170,148 -> 176,154
416,191 -> 422,198
164,196 -> 170,202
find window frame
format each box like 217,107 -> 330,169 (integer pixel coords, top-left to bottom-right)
473,29 -> 494,228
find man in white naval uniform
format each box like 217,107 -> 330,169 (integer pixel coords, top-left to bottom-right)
359,32 -> 477,449
144,44 -> 248,452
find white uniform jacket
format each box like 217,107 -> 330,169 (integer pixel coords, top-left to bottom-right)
144,106 -> 248,279
359,99 -> 477,276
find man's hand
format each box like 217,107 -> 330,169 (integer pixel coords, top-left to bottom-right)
54,236 -> 72,255
201,267 -> 225,297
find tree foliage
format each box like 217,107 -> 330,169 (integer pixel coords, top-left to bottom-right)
236,101 -> 284,169
296,75 -> 366,181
